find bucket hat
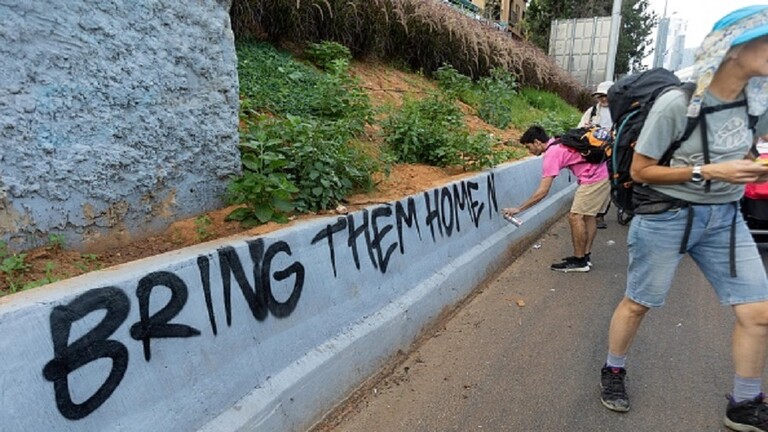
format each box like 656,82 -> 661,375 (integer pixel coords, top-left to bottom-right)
592,81 -> 614,96
687,5 -> 768,118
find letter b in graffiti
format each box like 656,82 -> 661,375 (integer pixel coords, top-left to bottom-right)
42,287 -> 130,420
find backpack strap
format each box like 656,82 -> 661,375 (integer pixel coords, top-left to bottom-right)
590,104 -> 598,124
658,84 -> 697,166
749,114 -> 760,157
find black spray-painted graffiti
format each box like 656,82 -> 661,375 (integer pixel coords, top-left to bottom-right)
43,238 -> 303,420
42,174 -> 497,420
312,174 -> 497,276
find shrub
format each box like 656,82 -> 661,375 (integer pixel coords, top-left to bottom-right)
381,95 -> 503,170
305,41 -> 352,70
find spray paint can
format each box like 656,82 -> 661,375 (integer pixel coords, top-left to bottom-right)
504,214 -> 523,227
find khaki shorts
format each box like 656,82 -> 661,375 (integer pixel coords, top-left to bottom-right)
571,179 -> 610,216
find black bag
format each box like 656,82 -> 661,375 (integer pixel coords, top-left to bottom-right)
555,126 -> 612,164
631,184 -> 688,215
607,68 -> 696,218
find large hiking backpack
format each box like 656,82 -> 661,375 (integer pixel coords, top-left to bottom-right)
607,68 -> 696,224
608,67 -> 760,225
555,126 -> 612,164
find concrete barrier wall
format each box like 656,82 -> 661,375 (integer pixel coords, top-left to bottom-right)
0,0 -> 240,252
0,158 -> 574,432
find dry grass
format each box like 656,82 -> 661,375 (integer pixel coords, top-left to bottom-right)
230,0 -> 591,107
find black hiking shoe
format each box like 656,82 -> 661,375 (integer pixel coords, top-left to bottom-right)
551,256 -> 590,272
725,393 -> 768,432
596,216 -> 607,229
561,253 -> 592,268
600,366 -> 630,412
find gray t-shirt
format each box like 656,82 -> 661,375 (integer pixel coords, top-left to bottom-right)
635,90 -> 768,204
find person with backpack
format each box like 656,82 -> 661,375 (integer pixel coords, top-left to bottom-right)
598,6 -> 768,431
578,80 -> 614,131
503,125 -> 610,272
578,80 -> 615,229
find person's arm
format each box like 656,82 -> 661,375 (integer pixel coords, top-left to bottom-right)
577,107 -> 593,128
503,176 -> 555,216
631,152 -> 768,185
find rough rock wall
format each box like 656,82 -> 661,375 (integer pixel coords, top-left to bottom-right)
0,0 -> 240,251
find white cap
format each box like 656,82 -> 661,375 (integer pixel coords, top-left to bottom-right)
592,81 -> 614,96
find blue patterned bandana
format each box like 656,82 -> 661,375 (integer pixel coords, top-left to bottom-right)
687,5 -> 768,118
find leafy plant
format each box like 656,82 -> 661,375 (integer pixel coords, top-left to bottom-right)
382,94 -> 464,166
305,41 -> 352,71
434,64 -> 478,105
226,121 -> 299,227
476,67 -> 519,129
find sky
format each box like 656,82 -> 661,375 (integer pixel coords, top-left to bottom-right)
646,0 -> 761,48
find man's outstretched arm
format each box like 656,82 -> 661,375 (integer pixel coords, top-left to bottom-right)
503,176 -> 555,216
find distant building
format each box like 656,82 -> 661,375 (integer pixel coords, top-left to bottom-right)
679,47 -> 696,70
471,0 -> 526,38
653,16 -> 687,71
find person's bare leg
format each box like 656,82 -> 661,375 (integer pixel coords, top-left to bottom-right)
568,212 -> 588,257
601,297 -> 648,413
608,297 -> 649,357
584,215 -> 597,256
732,302 -> 768,379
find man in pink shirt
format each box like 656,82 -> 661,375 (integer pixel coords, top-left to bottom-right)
503,125 -> 611,272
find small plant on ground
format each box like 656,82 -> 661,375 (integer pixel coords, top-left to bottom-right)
22,262 -> 61,291
74,253 -> 102,273
0,242 -> 31,293
194,215 -> 213,241
226,119 -> 299,227
47,233 -> 66,251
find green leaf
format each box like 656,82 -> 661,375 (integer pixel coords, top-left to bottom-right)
254,205 -> 274,222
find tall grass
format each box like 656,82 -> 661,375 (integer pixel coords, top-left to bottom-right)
230,0 -> 590,107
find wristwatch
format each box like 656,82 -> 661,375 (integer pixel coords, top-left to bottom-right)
691,165 -> 704,183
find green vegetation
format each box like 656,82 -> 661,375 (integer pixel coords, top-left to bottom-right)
47,233 -> 66,251
194,215 -> 214,241
0,241 -> 30,293
230,42 -> 379,227
75,254 -> 101,273
230,0 -> 587,106
230,41 -> 578,227
435,63 -> 581,132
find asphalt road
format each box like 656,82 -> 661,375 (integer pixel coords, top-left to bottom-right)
311,210 -> 768,432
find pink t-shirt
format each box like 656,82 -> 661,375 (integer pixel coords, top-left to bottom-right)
541,140 -> 608,185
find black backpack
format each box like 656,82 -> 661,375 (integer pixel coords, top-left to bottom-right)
555,126 -> 612,164
607,68 -> 696,223
608,67 -> 759,225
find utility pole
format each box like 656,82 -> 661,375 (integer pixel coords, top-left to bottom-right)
605,0 -> 622,81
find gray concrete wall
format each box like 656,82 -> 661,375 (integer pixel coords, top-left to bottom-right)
0,0 -> 240,252
0,158 -> 575,432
